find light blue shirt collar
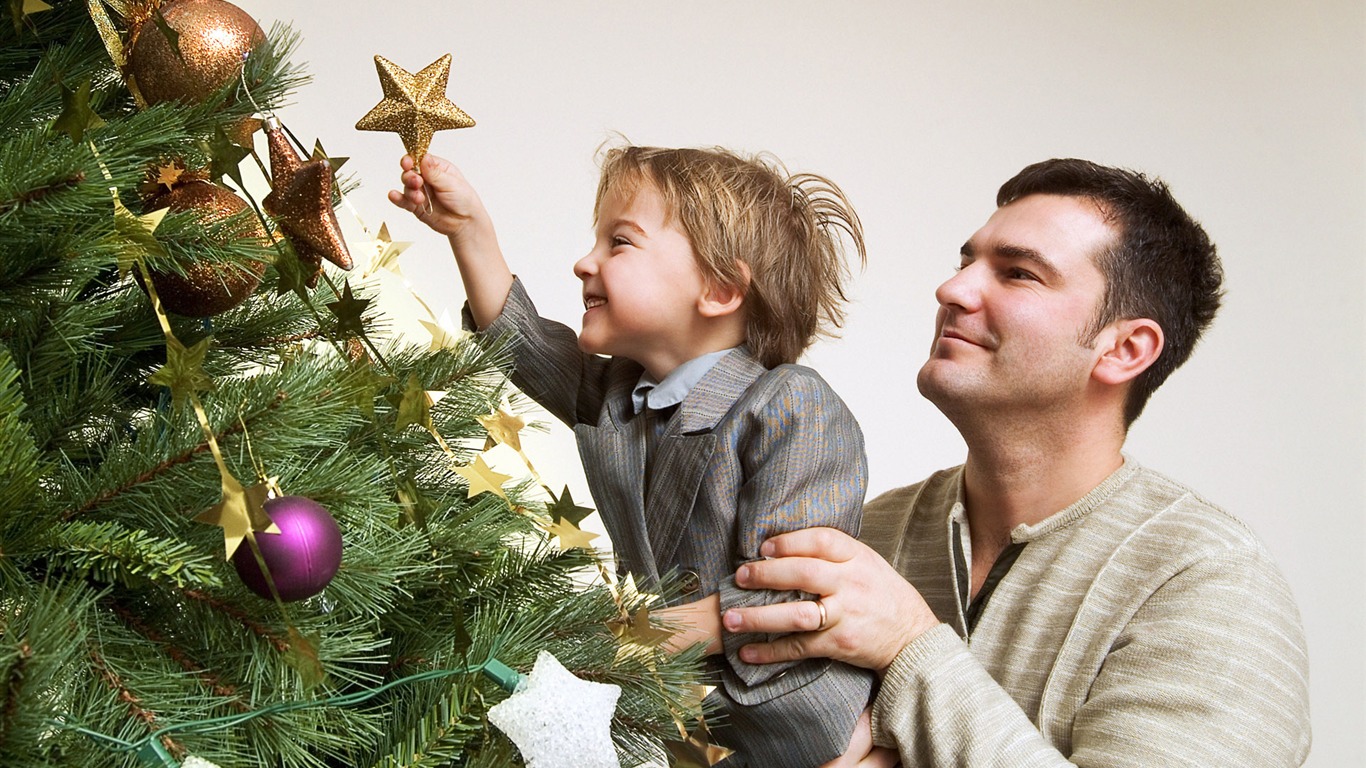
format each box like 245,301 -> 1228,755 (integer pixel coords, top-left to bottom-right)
631,348 -> 736,414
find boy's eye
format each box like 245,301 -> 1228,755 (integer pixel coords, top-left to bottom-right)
612,236 -> 632,248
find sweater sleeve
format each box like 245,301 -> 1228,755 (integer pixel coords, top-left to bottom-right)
871,546 -> 1312,767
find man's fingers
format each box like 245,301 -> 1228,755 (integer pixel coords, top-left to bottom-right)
737,633 -> 817,665
736,555 -> 837,595
723,599 -> 823,635
760,526 -> 864,561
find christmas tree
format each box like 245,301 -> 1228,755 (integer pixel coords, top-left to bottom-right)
0,2 -> 707,766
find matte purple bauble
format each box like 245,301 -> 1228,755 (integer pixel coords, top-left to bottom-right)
232,495 -> 343,601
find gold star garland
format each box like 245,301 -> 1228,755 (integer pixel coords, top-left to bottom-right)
91,141 -> 279,559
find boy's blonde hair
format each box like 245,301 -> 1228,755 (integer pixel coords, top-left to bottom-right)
594,145 -> 867,368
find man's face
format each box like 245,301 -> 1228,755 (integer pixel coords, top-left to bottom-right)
916,194 -> 1117,419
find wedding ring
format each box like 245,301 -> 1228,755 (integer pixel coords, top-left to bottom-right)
815,597 -> 828,631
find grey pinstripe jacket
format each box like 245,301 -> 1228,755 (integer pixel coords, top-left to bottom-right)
475,279 -> 874,767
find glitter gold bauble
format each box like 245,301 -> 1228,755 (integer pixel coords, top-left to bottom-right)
127,0 -> 264,106
139,180 -> 268,317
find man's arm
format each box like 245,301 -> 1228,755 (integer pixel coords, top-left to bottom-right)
725,528 -> 1311,767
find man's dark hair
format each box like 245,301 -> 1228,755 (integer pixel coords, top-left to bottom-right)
998,158 -> 1224,426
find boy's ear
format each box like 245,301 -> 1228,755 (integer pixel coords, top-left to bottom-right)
1091,318 -> 1163,386
697,262 -> 750,319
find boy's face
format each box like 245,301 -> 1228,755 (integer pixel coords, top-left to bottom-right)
575,183 -> 710,380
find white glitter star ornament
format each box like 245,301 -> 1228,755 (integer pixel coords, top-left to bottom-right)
487,651 -> 621,768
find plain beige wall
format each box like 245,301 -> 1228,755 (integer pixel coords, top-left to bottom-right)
234,1 -> 1363,763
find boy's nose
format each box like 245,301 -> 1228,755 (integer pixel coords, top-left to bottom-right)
573,251 -> 599,279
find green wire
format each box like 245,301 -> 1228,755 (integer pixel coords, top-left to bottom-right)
48,655 -> 525,766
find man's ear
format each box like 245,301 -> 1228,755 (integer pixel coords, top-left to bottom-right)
698,262 -> 750,319
1092,318 -> 1164,385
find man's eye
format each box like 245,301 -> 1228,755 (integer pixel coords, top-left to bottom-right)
1008,268 -> 1038,281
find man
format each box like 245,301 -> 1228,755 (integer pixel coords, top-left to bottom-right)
722,159 -> 1312,766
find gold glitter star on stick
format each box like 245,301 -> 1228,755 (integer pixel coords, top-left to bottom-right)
355,54 -> 474,167
454,454 -> 511,500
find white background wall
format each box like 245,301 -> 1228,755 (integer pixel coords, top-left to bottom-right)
234,1 -> 1363,763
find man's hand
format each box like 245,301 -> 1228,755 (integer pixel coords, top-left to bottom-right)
722,527 -> 939,673
820,708 -> 900,768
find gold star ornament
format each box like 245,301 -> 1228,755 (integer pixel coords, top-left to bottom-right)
355,54 -> 474,167
262,117 -> 353,282
454,454 -> 511,501
193,474 -> 279,559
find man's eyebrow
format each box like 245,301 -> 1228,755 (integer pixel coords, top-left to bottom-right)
996,243 -> 1062,279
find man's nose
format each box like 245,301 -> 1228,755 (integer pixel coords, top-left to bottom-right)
935,264 -> 982,312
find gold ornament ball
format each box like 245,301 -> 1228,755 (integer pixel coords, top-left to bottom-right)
140,180 -> 268,317
127,0 -> 264,106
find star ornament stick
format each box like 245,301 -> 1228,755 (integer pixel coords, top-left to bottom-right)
355,54 -> 474,168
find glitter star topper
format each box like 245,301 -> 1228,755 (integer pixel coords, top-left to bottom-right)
356,54 -> 475,167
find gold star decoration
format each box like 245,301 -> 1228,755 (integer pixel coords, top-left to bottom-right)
418,318 -> 467,352
325,280 -> 372,337
153,160 -> 185,192
52,78 -> 104,143
607,605 -> 674,648
12,0 -> 53,31
544,516 -> 598,551
204,123 -> 252,189
360,223 -> 410,277
355,54 -> 475,167
310,140 -> 348,174
389,374 -> 443,432
664,718 -> 734,768
454,454 -> 511,501
112,195 -> 169,277
477,408 -> 525,453
148,336 -> 214,407
547,485 -> 594,527
347,359 -> 396,420
262,117 -> 353,282
193,474 -> 278,559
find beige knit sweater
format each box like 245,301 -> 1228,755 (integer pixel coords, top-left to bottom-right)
865,460 -> 1311,766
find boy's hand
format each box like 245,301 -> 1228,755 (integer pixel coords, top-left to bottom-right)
387,154 -> 487,239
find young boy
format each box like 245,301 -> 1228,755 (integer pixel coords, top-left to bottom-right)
391,145 -> 873,767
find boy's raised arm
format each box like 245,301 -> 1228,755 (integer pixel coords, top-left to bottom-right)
389,153 -> 513,328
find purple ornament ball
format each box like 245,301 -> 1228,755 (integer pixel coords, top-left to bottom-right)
232,495 -> 343,601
